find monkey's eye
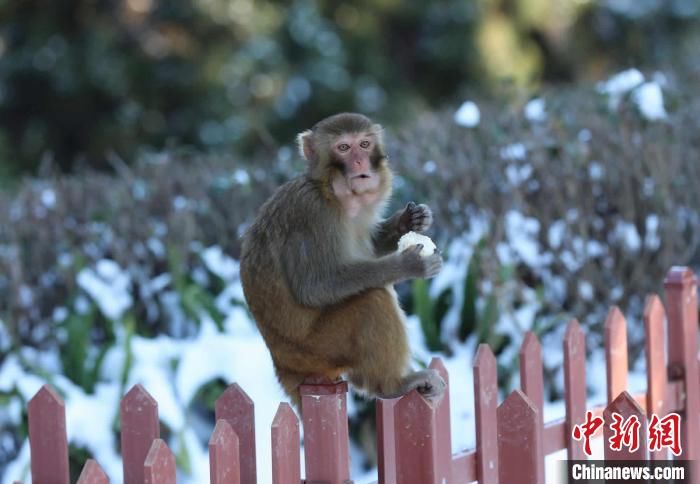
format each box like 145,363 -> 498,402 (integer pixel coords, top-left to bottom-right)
337,143 -> 350,152
360,140 -> 371,149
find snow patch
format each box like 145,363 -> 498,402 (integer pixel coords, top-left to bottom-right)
524,98 -> 547,122
633,82 -> 668,121
77,260 -> 132,320
454,101 -> 480,128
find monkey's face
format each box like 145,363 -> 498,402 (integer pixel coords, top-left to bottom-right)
329,132 -> 383,196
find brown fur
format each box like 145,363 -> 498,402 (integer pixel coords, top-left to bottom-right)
240,113 -> 443,408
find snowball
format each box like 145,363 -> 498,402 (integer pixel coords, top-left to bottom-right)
397,231 -> 437,257
454,101 -> 480,127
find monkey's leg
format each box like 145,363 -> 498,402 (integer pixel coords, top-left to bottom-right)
309,288 -> 445,400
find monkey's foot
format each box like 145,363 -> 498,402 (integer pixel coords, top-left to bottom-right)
412,369 -> 446,399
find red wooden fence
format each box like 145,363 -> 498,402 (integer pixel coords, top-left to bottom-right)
11,266 -> 700,483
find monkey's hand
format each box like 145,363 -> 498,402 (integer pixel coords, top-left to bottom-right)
398,202 -> 432,234
400,244 -> 443,279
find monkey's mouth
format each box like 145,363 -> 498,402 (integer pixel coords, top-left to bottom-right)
348,173 -> 379,193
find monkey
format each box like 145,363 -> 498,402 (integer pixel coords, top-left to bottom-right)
239,112 -> 445,408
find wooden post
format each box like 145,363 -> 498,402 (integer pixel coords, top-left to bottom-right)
394,390 -> 440,484
215,383 -> 257,484
604,306 -> 628,404
76,459 -> 109,484
376,398 -> 398,484
429,357 -> 453,484
473,344 -> 498,482
300,377 -> 351,484
209,419 -> 240,484
603,391 -> 648,460
563,319 -> 587,461
271,403 -> 300,484
664,267 -> 700,478
120,384 -> 160,484
644,294 -> 669,460
497,390 -> 544,484
144,439 -> 176,484
28,385 -> 70,484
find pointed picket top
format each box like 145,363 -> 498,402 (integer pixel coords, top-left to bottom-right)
604,306 -> 628,404
497,390 -> 544,484
564,319 -> 587,461
271,403 -> 300,484
428,357 -> 452,484
473,344 -> 498,483
120,384 -> 159,484
272,402 -> 298,429
643,296 -> 667,419
209,419 -> 240,484
519,331 -> 544,419
215,383 -> 256,484
603,391 -> 648,460
77,459 -> 109,484
28,384 -> 70,484
144,439 -> 176,484
644,294 -> 669,462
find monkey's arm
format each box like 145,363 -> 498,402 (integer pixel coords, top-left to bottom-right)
282,233 -> 441,308
373,202 -> 433,256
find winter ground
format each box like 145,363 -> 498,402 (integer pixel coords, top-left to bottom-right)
0,68 -> 668,482
0,258 -> 648,483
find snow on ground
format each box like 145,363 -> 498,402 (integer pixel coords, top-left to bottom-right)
1,238 -> 652,484
598,68 -> 668,121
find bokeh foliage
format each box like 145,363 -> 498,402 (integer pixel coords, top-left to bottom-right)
0,0 -> 698,175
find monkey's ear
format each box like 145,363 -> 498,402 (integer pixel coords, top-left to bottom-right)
371,123 -> 385,142
296,130 -> 315,161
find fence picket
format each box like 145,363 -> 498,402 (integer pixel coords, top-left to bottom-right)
604,306 -> 628,404
497,390 -> 544,484
377,397 -> 398,484
643,294 -> 668,460
473,344 -> 498,482
215,383 -> 257,484
520,331 -> 544,422
270,403 -> 300,484
209,419 -> 240,484
76,459 -> 109,484
563,319 -> 587,461
300,378 -> 351,484
394,390 -> 440,484
429,357 -> 453,484
120,384 -> 160,484
664,267 -> 700,475
144,439 -> 176,484
603,391 -> 647,460
27,385 -> 70,484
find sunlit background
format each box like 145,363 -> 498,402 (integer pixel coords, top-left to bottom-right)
1,0 -> 698,175
1,1 -> 699,482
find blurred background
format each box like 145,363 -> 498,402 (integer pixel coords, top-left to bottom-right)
1,0 -> 700,481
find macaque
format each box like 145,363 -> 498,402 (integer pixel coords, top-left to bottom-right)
240,113 -> 445,408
